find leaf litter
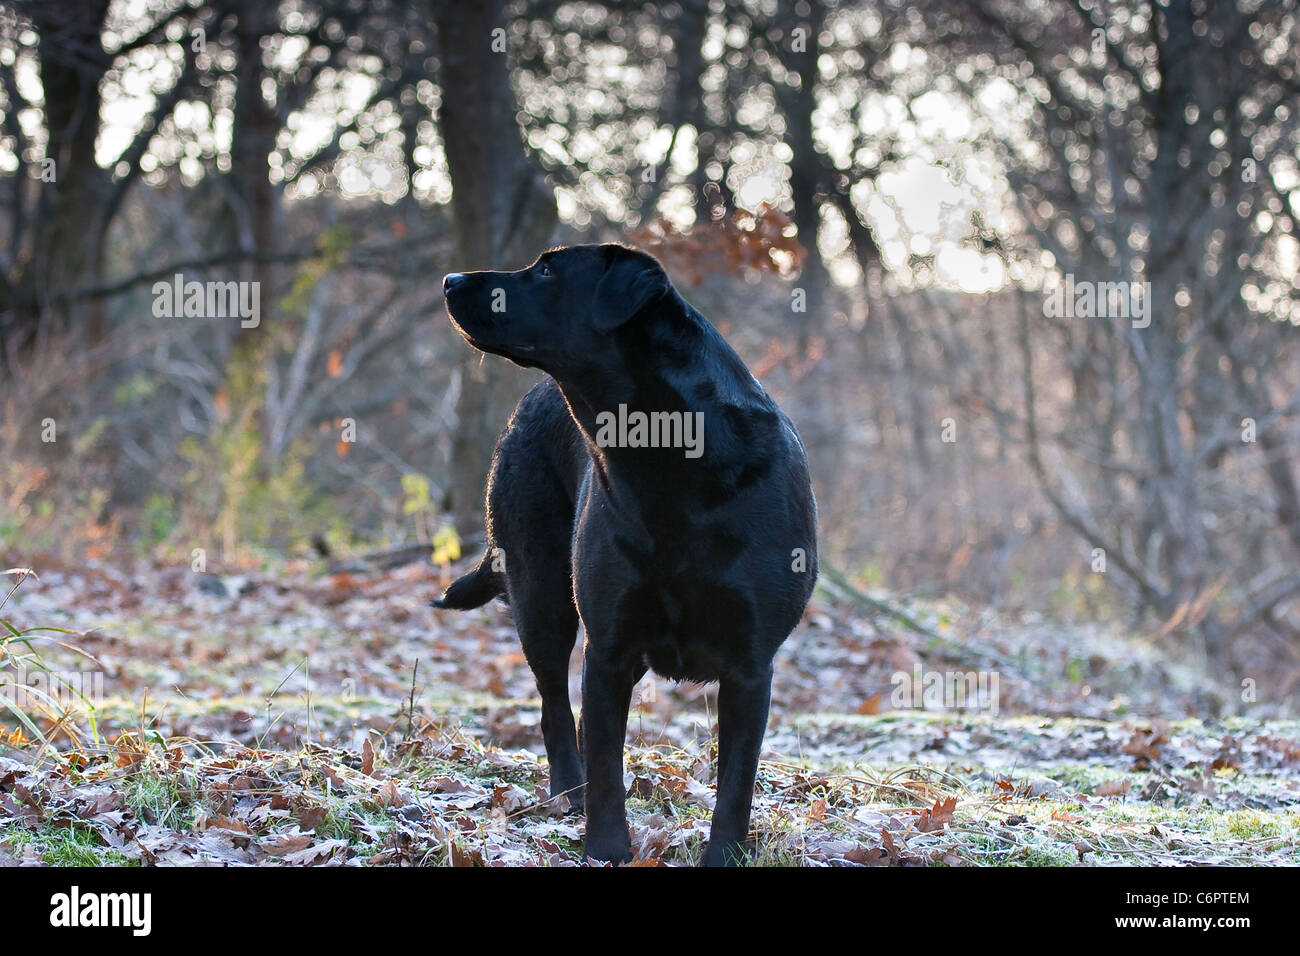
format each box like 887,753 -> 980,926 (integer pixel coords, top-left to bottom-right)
0,555 -> 1296,866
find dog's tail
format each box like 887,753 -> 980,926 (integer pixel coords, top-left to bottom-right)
430,555 -> 505,610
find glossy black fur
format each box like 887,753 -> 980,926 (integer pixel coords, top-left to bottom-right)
433,244 -> 817,866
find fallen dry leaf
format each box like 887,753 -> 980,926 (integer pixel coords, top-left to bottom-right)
262,832 -> 314,856
915,796 -> 957,833
856,694 -> 883,715
361,737 -> 375,776
1120,723 -> 1169,767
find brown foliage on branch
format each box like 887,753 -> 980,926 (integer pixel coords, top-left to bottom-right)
628,203 -> 806,286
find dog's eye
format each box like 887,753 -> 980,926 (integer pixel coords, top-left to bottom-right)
539,263 -> 553,277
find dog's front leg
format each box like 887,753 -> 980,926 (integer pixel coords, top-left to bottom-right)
702,669 -> 773,867
579,649 -> 640,864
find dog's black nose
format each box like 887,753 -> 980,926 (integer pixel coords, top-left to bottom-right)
443,273 -> 465,294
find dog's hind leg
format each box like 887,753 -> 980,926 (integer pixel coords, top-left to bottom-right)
510,572 -> 585,811
701,668 -> 773,867
483,381 -> 589,809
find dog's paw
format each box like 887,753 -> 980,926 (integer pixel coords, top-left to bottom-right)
700,839 -> 751,867
583,831 -> 632,866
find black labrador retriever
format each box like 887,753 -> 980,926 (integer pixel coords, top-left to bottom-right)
433,243 -> 817,866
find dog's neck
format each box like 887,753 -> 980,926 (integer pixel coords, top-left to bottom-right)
554,294 -> 777,499
559,297 -> 702,439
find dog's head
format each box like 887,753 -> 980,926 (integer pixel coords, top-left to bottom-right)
442,244 -> 672,373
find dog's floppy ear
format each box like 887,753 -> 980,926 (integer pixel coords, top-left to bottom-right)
591,248 -> 671,332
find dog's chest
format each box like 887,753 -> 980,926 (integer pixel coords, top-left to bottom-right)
572,515 -> 768,681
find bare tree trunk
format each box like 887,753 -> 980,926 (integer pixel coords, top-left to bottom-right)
773,2 -> 828,353
23,0 -> 112,340
432,0 -> 556,533
1140,0 -> 1209,617
230,1 -> 279,306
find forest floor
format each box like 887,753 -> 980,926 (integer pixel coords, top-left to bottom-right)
1,556 -> 1297,866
